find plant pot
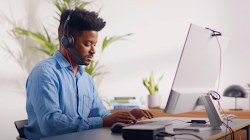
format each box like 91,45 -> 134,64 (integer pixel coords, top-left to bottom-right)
147,94 -> 161,109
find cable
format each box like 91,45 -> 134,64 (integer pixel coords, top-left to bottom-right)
215,35 -> 222,93
206,36 -> 235,139
207,91 -> 221,110
214,37 -> 239,140
223,122 -> 234,140
157,132 -> 203,140
222,121 -> 241,140
66,50 -> 91,118
221,114 -> 237,120
171,119 -> 188,123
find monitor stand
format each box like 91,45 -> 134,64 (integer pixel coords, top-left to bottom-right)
174,95 -> 222,132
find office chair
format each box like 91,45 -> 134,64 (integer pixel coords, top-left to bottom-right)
14,119 -> 28,140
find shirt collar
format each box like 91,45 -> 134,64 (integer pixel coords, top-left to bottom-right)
53,50 -> 70,68
53,50 -> 85,75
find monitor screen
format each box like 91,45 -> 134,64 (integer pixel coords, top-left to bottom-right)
164,23 -> 229,114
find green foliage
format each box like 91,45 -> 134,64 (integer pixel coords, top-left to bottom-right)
9,0 -> 133,105
85,33 -> 132,88
12,0 -> 92,56
247,83 -> 250,90
102,33 -> 132,52
52,0 -> 91,21
84,60 -> 104,78
11,27 -> 58,56
142,71 -> 164,95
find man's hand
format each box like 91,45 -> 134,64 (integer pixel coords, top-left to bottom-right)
102,112 -> 137,127
129,109 -> 154,119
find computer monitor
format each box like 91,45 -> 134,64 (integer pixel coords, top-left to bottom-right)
164,23 -> 229,131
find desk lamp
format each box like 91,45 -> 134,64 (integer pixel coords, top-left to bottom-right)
223,85 -> 248,110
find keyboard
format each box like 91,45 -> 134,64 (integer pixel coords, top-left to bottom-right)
135,117 -> 172,126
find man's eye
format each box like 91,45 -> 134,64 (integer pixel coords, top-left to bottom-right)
84,43 -> 90,46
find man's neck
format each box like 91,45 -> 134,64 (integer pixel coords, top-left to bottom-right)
59,49 -> 78,76
71,64 -> 78,76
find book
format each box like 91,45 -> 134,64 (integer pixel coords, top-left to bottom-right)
113,105 -> 139,110
114,97 -> 137,100
110,102 -> 141,106
110,99 -> 141,103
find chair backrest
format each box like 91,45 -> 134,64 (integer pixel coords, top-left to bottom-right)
14,119 -> 28,139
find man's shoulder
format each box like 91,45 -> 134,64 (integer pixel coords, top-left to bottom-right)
30,57 -> 59,75
36,57 -> 57,68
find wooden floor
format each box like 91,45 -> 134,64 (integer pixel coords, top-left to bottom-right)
111,109 -> 250,140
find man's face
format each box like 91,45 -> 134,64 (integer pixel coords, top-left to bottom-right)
70,30 -> 98,65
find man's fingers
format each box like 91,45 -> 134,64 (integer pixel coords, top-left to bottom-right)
117,119 -> 133,124
118,115 -> 134,120
128,112 -> 137,123
148,111 -> 154,118
141,111 -> 149,119
143,110 -> 152,119
118,113 -> 137,123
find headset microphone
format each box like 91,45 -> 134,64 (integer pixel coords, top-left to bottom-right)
61,14 -> 85,65
65,49 -> 84,65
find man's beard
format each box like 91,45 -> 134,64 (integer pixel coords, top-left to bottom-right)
80,54 -> 93,66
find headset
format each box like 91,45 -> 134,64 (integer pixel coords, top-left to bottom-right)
61,14 -> 84,65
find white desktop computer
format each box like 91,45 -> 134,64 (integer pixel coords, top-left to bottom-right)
119,24 -> 229,140
164,23 -> 229,131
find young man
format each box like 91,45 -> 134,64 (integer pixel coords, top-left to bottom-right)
24,8 -> 154,140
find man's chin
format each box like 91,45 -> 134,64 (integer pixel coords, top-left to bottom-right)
82,61 -> 90,66
77,61 -> 89,66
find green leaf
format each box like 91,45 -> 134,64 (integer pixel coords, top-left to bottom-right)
77,2 -> 91,9
143,72 -> 164,95
143,79 -> 153,94
97,6 -> 103,14
92,72 -> 102,78
27,46 -> 51,56
149,71 -> 155,94
85,60 -> 94,75
12,27 -> 58,56
43,25 -> 51,42
154,85 -> 159,94
101,33 -> 132,53
157,74 -> 164,85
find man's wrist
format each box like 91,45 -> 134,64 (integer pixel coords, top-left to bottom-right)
102,117 -> 107,127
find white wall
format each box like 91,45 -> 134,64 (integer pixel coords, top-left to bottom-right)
1,0 -> 250,139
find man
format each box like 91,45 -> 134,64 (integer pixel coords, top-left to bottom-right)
24,8 -> 154,140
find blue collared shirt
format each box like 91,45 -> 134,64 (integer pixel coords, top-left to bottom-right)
24,50 -> 111,140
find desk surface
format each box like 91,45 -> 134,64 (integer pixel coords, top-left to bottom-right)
111,109 -> 250,119
42,117 -> 250,140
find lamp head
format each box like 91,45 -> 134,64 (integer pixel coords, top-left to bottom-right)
223,85 -> 248,98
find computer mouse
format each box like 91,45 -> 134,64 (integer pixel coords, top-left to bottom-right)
110,122 -> 131,133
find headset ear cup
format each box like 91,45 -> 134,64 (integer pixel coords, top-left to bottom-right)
61,35 -> 74,49
67,35 -> 74,48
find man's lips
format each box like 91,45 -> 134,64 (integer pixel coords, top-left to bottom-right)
87,56 -> 93,61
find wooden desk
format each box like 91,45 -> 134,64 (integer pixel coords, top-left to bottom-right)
42,117 -> 250,140
111,109 -> 250,139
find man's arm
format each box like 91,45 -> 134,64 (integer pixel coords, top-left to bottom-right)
88,78 -> 141,127
89,78 -> 111,118
27,65 -> 103,137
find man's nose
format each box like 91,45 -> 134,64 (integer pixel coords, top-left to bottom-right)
90,45 -> 95,54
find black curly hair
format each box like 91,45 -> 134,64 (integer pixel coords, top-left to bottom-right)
58,8 -> 106,42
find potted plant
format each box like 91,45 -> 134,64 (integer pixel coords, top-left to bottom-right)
7,0 -> 132,108
142,71 -> 164,109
